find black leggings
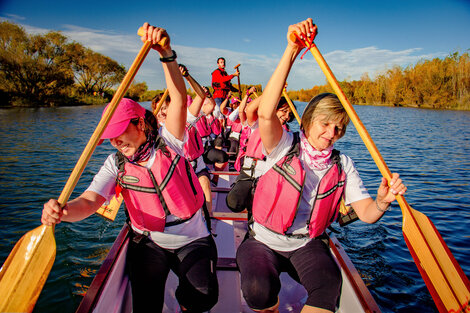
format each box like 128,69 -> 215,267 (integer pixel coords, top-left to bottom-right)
127,234 -> 218,312
226,170 -> 255,213
203,147 -> 228,165
228,138 -> 239,160
236,236 -> 341,311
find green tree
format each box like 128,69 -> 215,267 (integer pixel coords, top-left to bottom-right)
70,43 -> 125,96
126,81 -> 148,101
0,21 -> 75,106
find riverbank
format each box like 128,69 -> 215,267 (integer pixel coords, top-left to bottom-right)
352,101 -> 470,111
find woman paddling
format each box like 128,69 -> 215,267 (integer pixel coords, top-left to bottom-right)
227,93 -> 295,214
236,18 -> 407,313
42,23 -> 218,313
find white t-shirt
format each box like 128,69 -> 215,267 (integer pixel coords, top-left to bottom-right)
228,107 -> 239,122
87,125 -> 209,249
252,129 -> 370,252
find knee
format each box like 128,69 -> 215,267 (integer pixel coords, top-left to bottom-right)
226,190 -> 246,212
176,282 -> 219,312
241,275 -> 279,310
304,267 -> 342,310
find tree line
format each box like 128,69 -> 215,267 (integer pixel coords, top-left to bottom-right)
1,21 -> 469,110
286,51 -> 470,110
0,21 -> 128,107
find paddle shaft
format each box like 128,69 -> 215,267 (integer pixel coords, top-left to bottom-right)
299,36 -> 470,312
153,88 -> 169,115
234,64 -> 242,100
282,88 -> 301,124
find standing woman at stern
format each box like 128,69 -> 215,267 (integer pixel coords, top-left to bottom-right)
236,18 -> 406,313
42,24 -> 218,313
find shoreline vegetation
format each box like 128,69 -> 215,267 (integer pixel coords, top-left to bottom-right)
1,21 -> 469,110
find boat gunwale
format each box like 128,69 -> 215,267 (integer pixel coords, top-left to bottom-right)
329,236 -> 381,313
75,224 -> 130,313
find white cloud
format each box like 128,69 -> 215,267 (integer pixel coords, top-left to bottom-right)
3,19 -> 448,91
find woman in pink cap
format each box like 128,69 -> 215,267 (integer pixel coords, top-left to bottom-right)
42,24 -> 218,313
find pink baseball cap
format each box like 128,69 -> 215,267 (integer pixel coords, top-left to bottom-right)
100,98 -> 146,140
231,97 -> 240,104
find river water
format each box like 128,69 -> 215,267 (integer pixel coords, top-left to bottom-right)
0,102 -> 469,313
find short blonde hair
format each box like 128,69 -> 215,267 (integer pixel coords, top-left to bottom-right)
301,93 -> 350,138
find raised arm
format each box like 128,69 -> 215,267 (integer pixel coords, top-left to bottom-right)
180,64 -> 206,118
239,86 -> 259,126
202,88 -> 216,116
219,91 -> 232,116
141,23 -> 187,140
258,18 -> 316,154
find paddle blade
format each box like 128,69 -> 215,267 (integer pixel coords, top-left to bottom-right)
0,225 -> 56,313
95,194 -> 123,222
402,205 -> 470,312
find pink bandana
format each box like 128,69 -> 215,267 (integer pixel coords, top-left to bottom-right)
299,131 -> 333,170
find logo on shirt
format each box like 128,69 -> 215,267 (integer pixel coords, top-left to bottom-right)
122,175 -> 140,184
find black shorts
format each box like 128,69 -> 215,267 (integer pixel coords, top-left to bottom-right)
236,236 -> 341,311
196,166 -> 211,180
226,170 -> 255,213
203,147 -> 228,164
127,234 -> 219,312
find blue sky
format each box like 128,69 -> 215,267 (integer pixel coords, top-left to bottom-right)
1,0 -> 469,91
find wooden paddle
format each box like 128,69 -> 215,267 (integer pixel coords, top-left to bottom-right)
291,33 -> 470,312
282,87 -> 301,124
153,88 -> 169,115
0,28 -> 166,313
96,86 -> 168,221
234,64 -> 242,100
95,193 -> 123,221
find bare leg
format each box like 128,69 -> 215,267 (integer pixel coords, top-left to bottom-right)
300,305 -> 333,313
253,299 -> 279,313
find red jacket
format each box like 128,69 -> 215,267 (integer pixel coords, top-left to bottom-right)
211,67 -> 235,99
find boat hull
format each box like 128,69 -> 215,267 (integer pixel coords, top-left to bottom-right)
77,173 -> 381,313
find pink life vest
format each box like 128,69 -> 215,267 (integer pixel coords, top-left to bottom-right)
184,123 -> 204,161
227,118 -> 243,134
115,137 -> 204,232
194,114 -> 211,138
239,125 -> 252,150
244,128 -> 265,161
206,114 -> 222,136
234,124 -> 252,171
252,132 -> 345,238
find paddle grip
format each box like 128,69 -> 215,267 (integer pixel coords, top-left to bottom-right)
137,27 -> 168,47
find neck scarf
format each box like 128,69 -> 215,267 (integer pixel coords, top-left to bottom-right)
128,131 -> 156,164
299,131 -> 333,170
